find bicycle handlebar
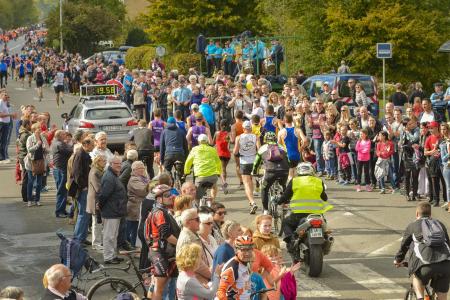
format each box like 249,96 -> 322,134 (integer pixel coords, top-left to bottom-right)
250,288 -> 275,298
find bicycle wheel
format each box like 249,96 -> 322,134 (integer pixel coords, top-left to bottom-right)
87,277 -> 136,300
404,288 -> 417,300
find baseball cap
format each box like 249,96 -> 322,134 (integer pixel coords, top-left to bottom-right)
243,120 -> 252,129
167,117 -> 176,124
201,97 -> 209,103
323,81 -> 329,86
428,121 -> 439,129
434,82 -> 443,87
198,134 -> 208,144
191,103 -> 199,110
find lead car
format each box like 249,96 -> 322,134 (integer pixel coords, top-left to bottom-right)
62,84 -> 138,152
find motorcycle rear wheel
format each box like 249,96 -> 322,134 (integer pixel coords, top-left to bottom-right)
306,244 -> 323,277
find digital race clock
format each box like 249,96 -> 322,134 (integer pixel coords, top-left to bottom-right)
80,84 -> 117,97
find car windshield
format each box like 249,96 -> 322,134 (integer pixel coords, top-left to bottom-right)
311,76 -> 335,97
338,76 -> 375,97
85,108 -> 131,120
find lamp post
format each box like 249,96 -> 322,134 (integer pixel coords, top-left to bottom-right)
59,0 -> 63,53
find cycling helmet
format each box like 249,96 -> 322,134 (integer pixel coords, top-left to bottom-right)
235,235 -> 254,250
264,131 -> 277,143
296,162 -> 315,176
152,184 -> 171,197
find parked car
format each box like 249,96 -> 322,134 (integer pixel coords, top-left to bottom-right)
301,73 -> 379,116
83,45 -> 133,65
63,99 -> 137,150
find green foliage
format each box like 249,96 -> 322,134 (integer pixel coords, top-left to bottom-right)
125,45 -> 155,69
125,28 -> 150,47
259,0 -> 450,90
142,0 -> 266,52
0,0 -> 39,29
166,53 -> 201,75
69,0 -> 126,22
46,1 -> 122,55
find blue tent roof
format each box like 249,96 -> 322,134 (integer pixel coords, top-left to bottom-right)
438,40 -> 450,53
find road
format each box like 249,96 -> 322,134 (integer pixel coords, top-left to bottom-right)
0,37 -> 449,299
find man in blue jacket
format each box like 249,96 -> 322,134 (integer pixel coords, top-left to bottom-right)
99,155 -> 127,264
160,117 -> 188,174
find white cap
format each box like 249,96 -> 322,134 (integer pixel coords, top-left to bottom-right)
243,121 -> 252,129
198,134 -> 208,144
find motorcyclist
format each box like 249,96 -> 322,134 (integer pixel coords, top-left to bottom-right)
394,201 -> 450,300
252,131 -> 289,215
276,162 -> 333,261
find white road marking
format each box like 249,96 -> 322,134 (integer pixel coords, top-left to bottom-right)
14,87 -> 27,91
297,272 -> 341,298
330,263 -> 405,294
343,211 -> 354,216
366,237 -> 402,257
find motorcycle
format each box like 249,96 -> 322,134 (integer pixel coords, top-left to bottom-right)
292,214 -> 334,277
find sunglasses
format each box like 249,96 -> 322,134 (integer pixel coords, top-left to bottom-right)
216,211 -> 227,216
196,118 -> 203,121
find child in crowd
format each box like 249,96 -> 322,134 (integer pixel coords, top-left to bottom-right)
412,97 -> 423,118
375,131 -> 394,194
214,120 -> 231,194
334,123 -> 352,185
260,245 -> 302,300
322,131 -> 337,180
253,215 -> 280,250
355,128 -> 372,192
347,119 -> 360,183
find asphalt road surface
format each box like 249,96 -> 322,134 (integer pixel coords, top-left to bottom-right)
1,37 -> 449,299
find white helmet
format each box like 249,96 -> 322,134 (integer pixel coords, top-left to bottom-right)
296,162 -> 315,176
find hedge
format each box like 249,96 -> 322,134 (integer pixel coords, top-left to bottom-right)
165,53 -> 201,75
125,45 -> 155,70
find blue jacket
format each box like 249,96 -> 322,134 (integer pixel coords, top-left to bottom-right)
99,167 -> 127,218
0,62 -> 7,72
160,123 -> 188,162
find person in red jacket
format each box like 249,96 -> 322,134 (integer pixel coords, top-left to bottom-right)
375,131 -> 394,194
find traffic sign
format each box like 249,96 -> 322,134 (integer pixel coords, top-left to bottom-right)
376,43 -> 392,59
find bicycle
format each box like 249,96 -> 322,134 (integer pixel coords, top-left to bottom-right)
86,250 -> 151,299
173,160 -> 185,191
398,262 -> 436,300
56,232 -> 131,295
268,179 -> 288,236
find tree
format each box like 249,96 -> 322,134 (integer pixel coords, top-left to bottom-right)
259,0 -> 450,89
125,27 -> 150,47
142,0 -> 266,52
0,0 -> 38,30
46,1 -> 121,56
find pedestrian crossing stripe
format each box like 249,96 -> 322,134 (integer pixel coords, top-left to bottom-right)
297,272 -> 341,298
330,263 -> 405,295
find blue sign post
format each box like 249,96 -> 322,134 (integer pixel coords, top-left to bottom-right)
376,43 -> 392,103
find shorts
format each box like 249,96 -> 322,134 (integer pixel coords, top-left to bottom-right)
240,163 -> 253,175
149,249 -> 177,278
288,159 -> 300,168
54,85 -> 64,94
220,156 -> 230,163
415,260 -> 450,293
36,80 -> 44,88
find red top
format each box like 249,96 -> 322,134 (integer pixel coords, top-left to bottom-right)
424,134 -> 441,158
376,140 -> 394,159
216,130 -> 231,158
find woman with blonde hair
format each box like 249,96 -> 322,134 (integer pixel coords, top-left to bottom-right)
253,215 -> 280,250
211,220 -> 242,272
86,154 -> 106,251
268,92 -> 280,113
126,160 -> 149,247
176,243 -> 221,299
339,105 -> 352,124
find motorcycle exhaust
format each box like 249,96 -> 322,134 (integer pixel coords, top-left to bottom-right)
323,236 -> 334,255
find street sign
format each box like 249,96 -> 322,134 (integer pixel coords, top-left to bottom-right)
376,43 -> 392,59
156,45 -> 166,57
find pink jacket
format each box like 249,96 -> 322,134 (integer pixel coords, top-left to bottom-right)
355,139 -> 371,161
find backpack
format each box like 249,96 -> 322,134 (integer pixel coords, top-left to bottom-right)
267,144 -> 284,162
57,232 -> 88,277
421,218 -> 446,247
